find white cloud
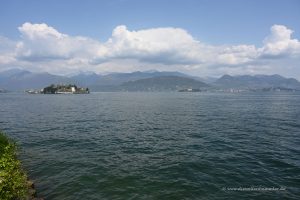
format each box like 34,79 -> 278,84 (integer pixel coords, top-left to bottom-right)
260,24 -> 300,57
0,22 -> 299,78
19,22 -> 65,40
16,22 -> 102,61
91,25 -> 203,64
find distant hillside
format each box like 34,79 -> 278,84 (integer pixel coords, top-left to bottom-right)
214,74 -> 300,90
90,71 -> 191,86
119,76 -> 210,91
71,72 -> 101,86
0,69 -> 72,91
0,69 -> 198,91
74,70 -> 199,91
1,68 -> 299,92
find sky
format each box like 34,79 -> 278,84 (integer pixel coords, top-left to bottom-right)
0,0 -> 300,78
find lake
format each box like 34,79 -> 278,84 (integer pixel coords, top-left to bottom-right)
0,92 -> 299,199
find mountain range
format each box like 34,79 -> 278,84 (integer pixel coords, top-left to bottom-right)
0,68 -> 300,92
214,74 -> 300,90
0,69 -> 72,91
119,76 -> 210,91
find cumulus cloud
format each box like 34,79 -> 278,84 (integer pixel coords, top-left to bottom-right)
0,22 -> 299,78
13,23 -> 262,66
16,22 -> 102,61
260,25 -> 300,57
99,25 -> 202,64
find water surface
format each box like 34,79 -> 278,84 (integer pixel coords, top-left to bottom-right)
0,92 -> 299,199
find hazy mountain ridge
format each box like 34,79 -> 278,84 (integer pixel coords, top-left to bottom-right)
0,69 -> 196,91
71,72 -> 101,86
90,71 -> 191,86
119,76 -> 210,91
1,68 -> 300,91
0,69 -> 73,91
214,74 -> 300,90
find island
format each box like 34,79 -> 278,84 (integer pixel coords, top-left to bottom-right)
43,84 -> 89,94
26,84 -> 89,94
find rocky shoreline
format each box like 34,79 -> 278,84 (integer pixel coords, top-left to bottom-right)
0,131 -> 43,200
26,180 -> 43,200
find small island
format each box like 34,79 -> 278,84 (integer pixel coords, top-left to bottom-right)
26,84 -> 89,94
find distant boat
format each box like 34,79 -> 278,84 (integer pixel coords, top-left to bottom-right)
26,89 -> 42,94
178,88 -> 201,92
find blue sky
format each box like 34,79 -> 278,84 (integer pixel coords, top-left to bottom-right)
1,0 -> 299,44
0,0 -> 300,78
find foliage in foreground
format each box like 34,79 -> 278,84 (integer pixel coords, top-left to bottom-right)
0,131 -> 28,200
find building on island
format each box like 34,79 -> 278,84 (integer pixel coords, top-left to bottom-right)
42,84 -> 89,94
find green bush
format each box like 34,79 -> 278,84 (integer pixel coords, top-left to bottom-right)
0,131 -> 28,200
0,133 -> 10,154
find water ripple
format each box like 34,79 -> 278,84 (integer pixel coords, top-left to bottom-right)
0,92 -> 299,199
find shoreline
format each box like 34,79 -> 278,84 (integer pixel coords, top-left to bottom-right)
0,131 -> 43,200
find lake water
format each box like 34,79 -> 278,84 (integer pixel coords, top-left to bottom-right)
0,92 -> 299,199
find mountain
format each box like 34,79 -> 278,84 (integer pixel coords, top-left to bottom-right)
118,76 -> 210,91
0,69 -> 199,91
92,71 -> 191,86
70,70 -> 192,87
197,76 -> 218,84
0,68 -> 31,77
2,68 -> 299,92
214,74 -> 300,90
0,69 -> 72,91
71,72 -> 101,86
78,70 -> 197,91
